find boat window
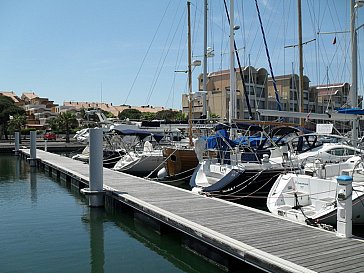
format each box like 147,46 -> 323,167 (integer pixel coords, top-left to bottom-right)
345,148 -> 355,155
330,148 -> 344,156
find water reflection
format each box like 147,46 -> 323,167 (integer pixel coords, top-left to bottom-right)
82,208 -> 105,273
15,156 -> 20,180
30,167 -> 37,204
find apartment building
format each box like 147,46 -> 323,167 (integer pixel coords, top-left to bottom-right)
182,66 -> 268,120
182,66 -> 355,124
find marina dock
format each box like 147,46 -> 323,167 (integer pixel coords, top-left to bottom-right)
20,149 -> 364,273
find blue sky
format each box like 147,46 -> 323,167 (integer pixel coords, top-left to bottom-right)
0,0 -> 363,109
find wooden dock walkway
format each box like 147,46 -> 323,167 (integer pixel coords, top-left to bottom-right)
21,149 -> 364,273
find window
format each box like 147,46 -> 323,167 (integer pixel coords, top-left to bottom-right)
330,148 -> 344,156
345,148 -> 355,155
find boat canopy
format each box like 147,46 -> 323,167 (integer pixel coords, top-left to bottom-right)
112,129 -> 164,142
213,122 -> 263,132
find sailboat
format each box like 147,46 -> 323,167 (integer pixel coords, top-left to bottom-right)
266,0 -> 364,226
189,0 -> 291,198
158,1 -> 205,181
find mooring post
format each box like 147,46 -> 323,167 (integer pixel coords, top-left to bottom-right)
81,128 -> 104,207
14,131 -> 20,156
29,131 -> 37,167
336,175 -> 353,238
44,139 -> 48,152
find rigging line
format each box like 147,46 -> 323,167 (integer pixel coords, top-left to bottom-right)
222,0 -> 253,119
245,1 -> 263,58
254,0 -> 282,111
145,2 -> 183,103
235,1 -> 247,66
236,0 -> 246,66
124,0 -> 172,104
209,1 -> 215,74
270,2 -> 287,74
251,0 -> 271,68
318,0 -> 329,35
165,9 -> 187,108
191,1 -> 202,57
306,0 -> 320,85
145,3 -> 185,105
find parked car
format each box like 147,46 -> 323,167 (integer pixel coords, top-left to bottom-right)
43,132 -> 57,141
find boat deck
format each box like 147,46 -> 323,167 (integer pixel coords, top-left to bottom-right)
21,149 -> 364,273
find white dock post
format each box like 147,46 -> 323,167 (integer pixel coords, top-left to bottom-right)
336,175 -> 353,238
44,139 -> 48,152
14,131 -> 20,155
81,128 -> 104,207
29,131 -> 37,167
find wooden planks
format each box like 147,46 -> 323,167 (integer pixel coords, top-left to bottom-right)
21,149 -> 364,273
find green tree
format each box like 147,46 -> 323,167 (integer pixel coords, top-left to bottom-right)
0,96 -> 26,140
118,109 -> 142,120
8,114 -> 27,133
46,117 -> 61,132
141,112 -> 156,121
155,110 -> 186,121
58,111 -> 78,143
210,113 -> 220,119
102,110 -> 115,119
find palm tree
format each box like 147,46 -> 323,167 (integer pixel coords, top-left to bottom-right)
59,111 -> 77,143
8,114 -> 26,132
8,114 -> 26,143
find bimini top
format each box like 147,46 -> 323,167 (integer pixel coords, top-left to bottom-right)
213,122 -> 263,132
112,129 -> 164,142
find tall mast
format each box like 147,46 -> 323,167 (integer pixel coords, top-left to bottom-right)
228,0 -> 236,126
351,0 -> 358,145
187,1 -> 193,147
202,0 -> 208,118
298,0 -> 304,126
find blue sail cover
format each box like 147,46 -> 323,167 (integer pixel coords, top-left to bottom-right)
336,108 -> 364,115
233,136 -> 267,148
206,129 -> 236,149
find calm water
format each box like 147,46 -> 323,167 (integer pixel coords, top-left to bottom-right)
0,154 -> 262,273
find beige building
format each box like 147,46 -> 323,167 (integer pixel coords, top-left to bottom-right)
310,83 -> 351,113
267,74 -> 310,113
21,92 -> 58,128
63,101 -> 170,118
182,67 -> 357,124
182,66 -> 268,120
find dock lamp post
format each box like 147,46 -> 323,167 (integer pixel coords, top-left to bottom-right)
81,128 -> 105,207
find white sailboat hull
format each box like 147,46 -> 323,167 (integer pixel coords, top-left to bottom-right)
267,160 -> 364,226
112,151 -> 164,175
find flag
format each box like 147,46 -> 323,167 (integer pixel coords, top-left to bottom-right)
332,36 -> 336,45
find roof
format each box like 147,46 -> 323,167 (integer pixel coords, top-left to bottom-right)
311,83 -> 348,89
22,92 -> 39,100
0,91 -> 22,103
63,101 -> 174,116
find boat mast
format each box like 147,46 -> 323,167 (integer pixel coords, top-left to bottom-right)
202,0 -> 208,119
351,0 -> 358,145
187,1 -> 193,147
298,0 -> 304,127
228,0 -> 236,129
